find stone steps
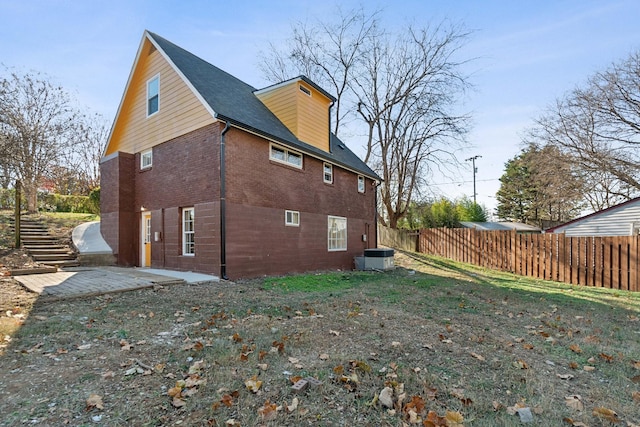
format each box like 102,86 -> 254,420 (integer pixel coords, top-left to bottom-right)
11,218 -> 79,269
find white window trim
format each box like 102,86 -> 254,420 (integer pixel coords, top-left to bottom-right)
323,162 -> 333,184
327,215 -> 347,252
358,175 -> 365,193
269,143 -> 303,169
147,74 -> 160,117
182,207 -> 195,256
141,149 -> 152,169
285,210 -> 300,227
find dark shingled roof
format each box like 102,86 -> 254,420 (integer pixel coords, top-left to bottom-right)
147,31 -> 379,180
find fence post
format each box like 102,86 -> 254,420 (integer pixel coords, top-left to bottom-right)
14,180 -> 21,249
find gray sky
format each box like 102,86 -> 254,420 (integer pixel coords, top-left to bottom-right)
2,0 -> 639,214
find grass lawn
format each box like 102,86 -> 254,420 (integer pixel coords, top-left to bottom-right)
0,215 -> 639,425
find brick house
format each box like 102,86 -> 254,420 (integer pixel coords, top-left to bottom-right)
100,31 -> 380,279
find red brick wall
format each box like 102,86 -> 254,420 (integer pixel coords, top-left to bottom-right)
101,122 -> 377,279
224,128 -> 377,278
100,152 -> 136,265
133,123 -> 222,273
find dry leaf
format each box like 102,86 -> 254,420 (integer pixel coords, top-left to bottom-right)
569,344 -> 582,353
470,352 -> 485,361
319,353 -> 330,360
599,353 -> 614,363
565,395 -> 584,411
172,397 -> 186,408
633,360 -> 640,370
286,397 -> 299,412
445,410 -> 464,427
245,376 -> 262,393
257,363 -> 268,371
583,365 -> 595,372
557,374 -> 574,380
258,399 -> 278,421
514,359 -> 529,369
632,391 -> 640,402
221,394 -> 234,407
593,407 -> 620,423
329,329 -> 340,336
86,394 -> 104,410
168,386 -> 182,398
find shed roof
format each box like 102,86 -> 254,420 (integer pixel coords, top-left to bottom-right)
146,31 -> 379,180
459,221 -> 541,232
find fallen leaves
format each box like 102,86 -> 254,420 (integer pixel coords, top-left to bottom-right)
565,395 -> 584,411
86,394 -> 104,411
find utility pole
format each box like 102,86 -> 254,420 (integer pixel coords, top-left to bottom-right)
465,155 -> 482,205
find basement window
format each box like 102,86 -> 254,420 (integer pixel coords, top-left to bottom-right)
285,210 -> 300,227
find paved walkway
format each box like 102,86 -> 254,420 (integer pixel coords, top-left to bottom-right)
14,266 -> 219,299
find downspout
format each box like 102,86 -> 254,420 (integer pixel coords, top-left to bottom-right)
220,121 -> 230,280
374,180 -> 381,248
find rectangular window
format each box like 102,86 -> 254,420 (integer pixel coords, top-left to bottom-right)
270,143 -> 302,168
141,149 -> 152,169
358,175 -> 365,193
144,216 -> 151,244
323,163 -> 333,184
328,216 -> 347,251
182,207 -> 194,256
285,210 -> 300,227
147,75 -> 159,116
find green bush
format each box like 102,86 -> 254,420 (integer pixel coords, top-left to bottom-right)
0,188 -> 15,209
38,192 -> 99,214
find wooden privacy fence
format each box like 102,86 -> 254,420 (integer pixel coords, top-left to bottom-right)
418,228 -> 639,292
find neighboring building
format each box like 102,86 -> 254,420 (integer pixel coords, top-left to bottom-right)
459,221 -> 541,234
545,197 -> 640,236
100,31 -> 380,279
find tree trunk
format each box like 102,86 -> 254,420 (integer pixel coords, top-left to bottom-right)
23,183 -> 38,213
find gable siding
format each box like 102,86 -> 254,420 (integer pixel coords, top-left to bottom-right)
256,81 -> 330,152
106,39 -> 214,156
296,81 -> 330,152
551,201 -> 640,236
256,84 -> 299,135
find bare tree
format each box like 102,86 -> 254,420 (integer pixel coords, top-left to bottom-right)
260,9 -> 472,228
527,51 -> 640,209
0,68 -> 82,212
57,113 -> 108,193
260,7 -> 379,135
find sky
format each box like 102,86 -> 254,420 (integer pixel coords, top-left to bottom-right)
2,0 -> 640,216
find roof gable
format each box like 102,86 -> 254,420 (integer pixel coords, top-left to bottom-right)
105,31 -> 380,180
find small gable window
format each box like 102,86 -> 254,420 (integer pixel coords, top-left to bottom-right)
147,75 -> 159,116
299,84 -> 311,96
141,149 -> 152,169
358,175 -> 365,193
323,163 -> 333,184
270,143 -> 302,168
